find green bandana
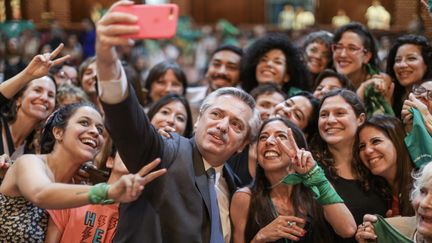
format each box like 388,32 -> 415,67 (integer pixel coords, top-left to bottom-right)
282,165 -> 344,205
404,108 -> 432,168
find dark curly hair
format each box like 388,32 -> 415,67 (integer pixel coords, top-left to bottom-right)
40,102 -> 100,154
240,33 -> 311,93
333,22 -> 379,70
386,34 -> 432,117
147,93 -> 193,138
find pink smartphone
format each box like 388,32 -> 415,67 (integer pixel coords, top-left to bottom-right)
112,4 -> 178,39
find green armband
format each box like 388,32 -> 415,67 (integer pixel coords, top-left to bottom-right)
282,165 -> 344,205
88,183 -> 115,205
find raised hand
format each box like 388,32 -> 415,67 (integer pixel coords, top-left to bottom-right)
0,153 -> 12,179
253,215 -> 306,242
108,158 -> 166,203
96,0 -> 139,58
157,126 -> 176,139
355,214 -> 377,243
24,43 -> 70,79
402,93 -> 432,133
276,128 -> 316,174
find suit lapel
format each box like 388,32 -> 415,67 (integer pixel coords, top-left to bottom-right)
192,139 -> 211,216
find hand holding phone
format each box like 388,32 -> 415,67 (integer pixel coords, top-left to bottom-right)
112,4 -> 178,39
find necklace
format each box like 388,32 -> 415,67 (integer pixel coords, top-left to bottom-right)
268,178 -> 284,189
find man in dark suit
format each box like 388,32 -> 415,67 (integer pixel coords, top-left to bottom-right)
95,1 -> 261,242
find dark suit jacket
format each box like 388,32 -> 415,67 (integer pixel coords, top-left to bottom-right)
102,87 -> 241,243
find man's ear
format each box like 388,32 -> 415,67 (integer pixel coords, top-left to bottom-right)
52,127 -> 64,142
357,113 -> 366,126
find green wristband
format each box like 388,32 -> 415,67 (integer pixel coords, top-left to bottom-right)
282,165 -> 344,205
88,183 -> 115,205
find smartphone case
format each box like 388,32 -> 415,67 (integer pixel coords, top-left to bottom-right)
113,4 -> 178,39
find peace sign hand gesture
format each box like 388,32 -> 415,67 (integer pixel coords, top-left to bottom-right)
276,128 -> 316,175
23,43 -> 70,79
108,158 -> 167,203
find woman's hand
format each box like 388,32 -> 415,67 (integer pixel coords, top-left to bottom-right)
0,153 -> 12,179
355,214 -> 378,243
157,126 -> 176,138
357,74 -> 394,104
107,158 -> 166,203
276,128 -> 316,174
253,215 -> 306,243
402,93 -> 432,134
24,43 -> 70,79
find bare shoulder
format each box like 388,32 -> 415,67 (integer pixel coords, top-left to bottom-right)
14,154 -> 46,167
232,187 -> 252,205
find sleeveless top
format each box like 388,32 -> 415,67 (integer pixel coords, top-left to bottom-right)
0,194 -> 48,242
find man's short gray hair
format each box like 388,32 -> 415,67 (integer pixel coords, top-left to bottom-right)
199,87 -> 261,142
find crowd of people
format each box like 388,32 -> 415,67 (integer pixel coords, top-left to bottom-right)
1,0 -> 432,242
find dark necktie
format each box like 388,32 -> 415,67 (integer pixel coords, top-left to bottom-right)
207,168 -> 224,243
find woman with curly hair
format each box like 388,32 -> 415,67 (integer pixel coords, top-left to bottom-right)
386,34 -> 432,117
240,33 -> 311,95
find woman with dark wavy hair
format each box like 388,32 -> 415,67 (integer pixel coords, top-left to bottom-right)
240,33 -> 311,95
332,23 -> 393,107
386,34 -> 432,117
357,115 -> 415,217
230,117 -> 356,243
310,89 -> 388,231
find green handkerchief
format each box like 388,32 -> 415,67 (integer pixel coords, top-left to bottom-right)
404,108 -> 432,168
373,214 -> 413,243
364,84 -> 395,118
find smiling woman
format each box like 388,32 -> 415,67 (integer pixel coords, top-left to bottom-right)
0,45 -> 69,166
310,89 -> 388,231
0,102 -> 166,242
357,115 -> 415,217
230,117 -> 356,243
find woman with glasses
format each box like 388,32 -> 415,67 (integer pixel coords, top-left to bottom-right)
302,31 -> 334,82
332,23 -> 393,106
387,35 -> 432,118
401,80 -> 432,135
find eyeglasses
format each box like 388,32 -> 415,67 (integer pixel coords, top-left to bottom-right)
412,85 -> 432,100
331,44 -> 367,55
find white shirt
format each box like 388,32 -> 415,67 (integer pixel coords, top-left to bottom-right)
203,159 -> 231,243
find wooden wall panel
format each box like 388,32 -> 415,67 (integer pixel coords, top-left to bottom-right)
315,0 -> 394,25
189,0 -> 265,24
